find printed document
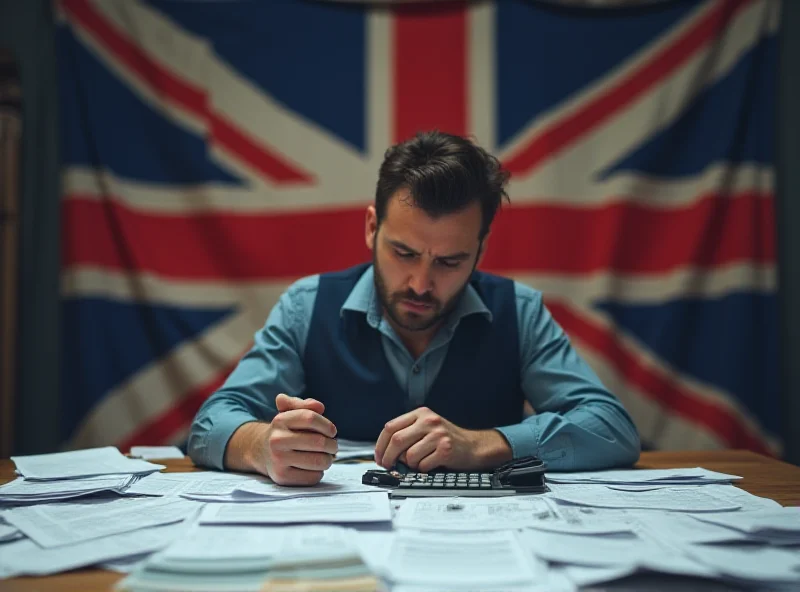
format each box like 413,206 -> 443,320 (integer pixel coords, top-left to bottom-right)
3,496 -> 201,547
384,530 -> 540,587
392,496 -> 555,531
199,491 -> 392,525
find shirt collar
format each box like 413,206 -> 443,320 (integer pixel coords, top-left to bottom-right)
340,265 -> 493,328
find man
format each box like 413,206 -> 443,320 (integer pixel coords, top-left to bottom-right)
188,131 -> 640,485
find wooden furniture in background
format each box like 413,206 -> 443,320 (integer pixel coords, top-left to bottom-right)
0,450 -> 798,592
0,48 -> 21,458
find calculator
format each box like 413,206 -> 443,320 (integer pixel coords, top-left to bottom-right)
362,455 -> 547,498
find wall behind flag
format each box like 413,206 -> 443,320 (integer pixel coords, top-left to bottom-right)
0,0 -> 61,456
4,0 -> 796,462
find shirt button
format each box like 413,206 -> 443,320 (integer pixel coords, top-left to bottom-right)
412,364 -> 420,374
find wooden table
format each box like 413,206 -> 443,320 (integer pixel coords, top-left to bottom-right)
1,450 -> 799,591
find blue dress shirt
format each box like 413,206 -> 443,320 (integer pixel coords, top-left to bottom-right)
188,266 -> 640,471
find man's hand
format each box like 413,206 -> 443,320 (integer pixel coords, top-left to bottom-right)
229,394 -> 338,486
374,407 -> 512,472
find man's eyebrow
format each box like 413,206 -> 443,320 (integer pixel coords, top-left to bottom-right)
387,239 -> 470,261
387,239 -> 420,255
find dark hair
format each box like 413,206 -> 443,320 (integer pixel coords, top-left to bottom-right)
375,130 -> 510,240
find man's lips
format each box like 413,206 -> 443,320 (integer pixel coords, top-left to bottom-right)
401,299 -> 433,312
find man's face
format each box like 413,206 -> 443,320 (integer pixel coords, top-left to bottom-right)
366,190 -> 484,333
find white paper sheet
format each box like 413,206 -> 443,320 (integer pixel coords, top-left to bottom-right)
124,471 -> 267,497
161,524 -> 287,560
199,491 -> 392,525
384,530 -> 540,586
393,496 -> 555,531
691,507 -> 800,534
704,484 -> 782,511
547,467 -> 741,484
129,446 -> 185,460
3,496 -> 201,547
0,474 -> 134,503
182,463 -> 380,502
0,521 -> 187,577
546,483 -> 741,512
11,446 -> 164,480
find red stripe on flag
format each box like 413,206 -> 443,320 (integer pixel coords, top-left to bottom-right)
61,0 -> 311,184
210,113 -> 314,184
503,0 -> 752,176
62,197 -> 372,279
483,191 -> 776,273
547,300 -> 774,455
62,192 -> 775,280
393,1 -> 467,141
62,0 -> 206,115
118,359 -> 241,451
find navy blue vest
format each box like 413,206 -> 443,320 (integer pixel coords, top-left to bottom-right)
302,264 -> 524,441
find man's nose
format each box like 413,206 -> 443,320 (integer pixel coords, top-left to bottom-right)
408,264 -> 433,296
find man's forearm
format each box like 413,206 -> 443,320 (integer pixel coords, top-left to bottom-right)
224,421 -> 271,474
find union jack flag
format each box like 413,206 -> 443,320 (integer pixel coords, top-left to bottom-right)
57,0 -> 780,456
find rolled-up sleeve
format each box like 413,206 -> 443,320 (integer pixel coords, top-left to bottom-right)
496,283 -> 641,471
187,276 -> 318,470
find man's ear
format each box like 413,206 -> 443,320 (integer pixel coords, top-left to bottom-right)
366,205 -> 378,252
477,232 -> 490,267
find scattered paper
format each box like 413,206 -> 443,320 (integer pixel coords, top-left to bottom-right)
0,521 -> 188,577
199,491 -> 392,525
3,496 -> 201,547
384,530 -> 540,586
11,447 -> 164,481
182,463 -> 380,502
684,543 -> 800,583
129,446 -> 184,460
547,467 -> 741,485
546,483 -> 741,512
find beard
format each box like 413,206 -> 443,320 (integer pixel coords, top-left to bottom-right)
372,250 -> 471,333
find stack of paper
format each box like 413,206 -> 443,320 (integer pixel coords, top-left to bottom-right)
263,526 -> 381,592
0,474 -> 136,504
11,447 -> 164,480
117,525 -> 381,592
547,467 -> 742,487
